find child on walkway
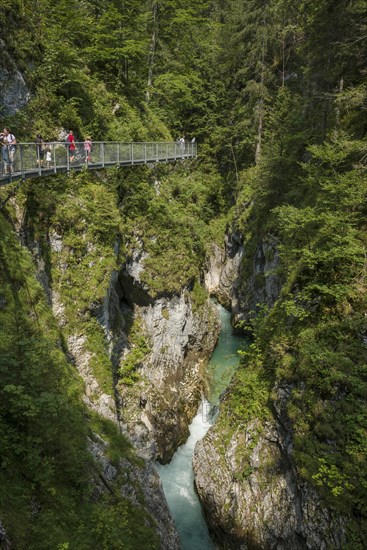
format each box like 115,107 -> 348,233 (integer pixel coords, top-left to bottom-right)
84,137 -> 92,164
45,146 -> 52,169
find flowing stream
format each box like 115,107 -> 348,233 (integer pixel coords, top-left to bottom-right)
157,305 -> 243,549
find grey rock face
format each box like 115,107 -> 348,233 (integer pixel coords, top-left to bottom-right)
89,435 -> 180,550
205,233 -> 244,309
232,237 -> 282,327
194,232 -> 347,549
0,40 -> 30,115
102,252 -> 220,463
194,411 -> 346,549
139,293 -> 219,462
0,520 -> 10,550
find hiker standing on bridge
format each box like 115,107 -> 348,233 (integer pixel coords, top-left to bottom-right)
35,134 -> 45,168
45,146 -> 52,169
1,128 -> 17,175
67,130 -> 76,162
83,136 -> 92,164
179,136 -> 185,153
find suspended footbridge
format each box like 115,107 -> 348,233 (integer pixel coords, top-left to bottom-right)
0,141 -> 197,186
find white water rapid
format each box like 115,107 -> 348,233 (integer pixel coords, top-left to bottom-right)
156,400 -> 215,549
157,305 -> 243,549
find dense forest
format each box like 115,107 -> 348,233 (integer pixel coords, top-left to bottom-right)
0,0 -> 366,548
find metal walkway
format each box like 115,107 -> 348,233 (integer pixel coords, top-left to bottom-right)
0,141 -> 197,186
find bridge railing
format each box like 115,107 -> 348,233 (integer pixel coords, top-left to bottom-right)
0,141 -> 197,184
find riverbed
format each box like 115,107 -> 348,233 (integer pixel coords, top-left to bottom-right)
157,305 -> 243,549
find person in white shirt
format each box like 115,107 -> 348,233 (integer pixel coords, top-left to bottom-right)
179,136 -> 185,153
1,128 -> 17,174
45,147 -> 52,169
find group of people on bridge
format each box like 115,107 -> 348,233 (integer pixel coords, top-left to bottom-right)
1,129 -> 195,179
35,130 -> 92,167
0,128 -> 92,175
177,135 -> 195,151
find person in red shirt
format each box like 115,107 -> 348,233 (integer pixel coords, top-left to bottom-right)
67,130 -> 76,162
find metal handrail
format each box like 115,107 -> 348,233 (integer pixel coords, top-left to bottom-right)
0,141 -> 197,185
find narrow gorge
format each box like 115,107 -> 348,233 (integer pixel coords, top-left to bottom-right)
157,304 -> 243,550
1,0 -> 366,548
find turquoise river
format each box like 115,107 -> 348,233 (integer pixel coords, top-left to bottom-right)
157,304 -> 244,549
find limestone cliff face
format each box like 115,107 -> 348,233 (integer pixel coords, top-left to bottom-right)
18,223 -> 181,549
232,236 -> 282,327
204,232 -> 281,328
194,232 -> 347,549
204,232 -> 244,308
101,244 -> 220,463
193,394 -> 346,549
0,40 -> 30,115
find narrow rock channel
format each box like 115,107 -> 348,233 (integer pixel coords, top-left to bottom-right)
157,305 -> 244,549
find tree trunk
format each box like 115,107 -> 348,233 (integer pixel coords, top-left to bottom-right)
281,33 -> 285,87
255,101 -> 264,164
335,77 -> 344,127
255,19 -> 267,164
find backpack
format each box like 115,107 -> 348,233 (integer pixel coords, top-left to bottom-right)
9,135 -> 16,152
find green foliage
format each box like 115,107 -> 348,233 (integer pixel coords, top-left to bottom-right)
190,279 -> 209,312
22,171 -> 123,394
161,307 -> 170,320
0,214 -> 158,549
90,413 -> 143,467
86,496 -> 160,550
119,317 -> 150,386
0,0 -> 224,142
218,362 -> 271,431
274,135 -> 366,313
228,131 -> 367,538
120,163 -> 227,297
312,459 -> 354,498
2,0 -> 367,544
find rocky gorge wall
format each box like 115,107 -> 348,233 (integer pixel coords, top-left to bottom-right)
0,40 -> 30,116
204,232 -> 281,327
100,242 -> 221,463
14,188 -> 225,548
204,232 -> 244,309
193,232 -> 348,549
10,202 -> 184,548
231,236 -> 282,327
193,393 -> 346,549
